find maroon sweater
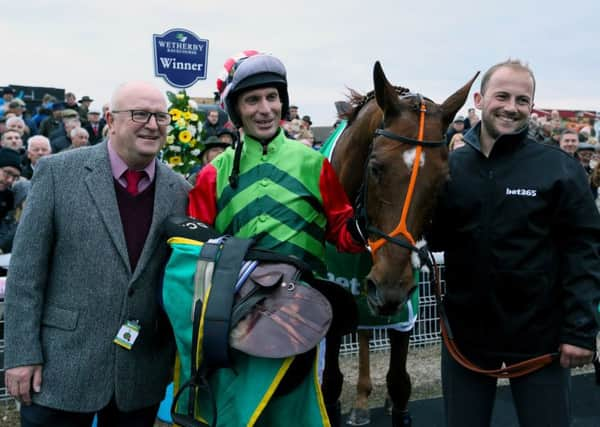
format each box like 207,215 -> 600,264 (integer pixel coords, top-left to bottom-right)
114,179 -> 155,272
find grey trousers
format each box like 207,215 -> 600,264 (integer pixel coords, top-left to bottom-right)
442,345 -> 571,427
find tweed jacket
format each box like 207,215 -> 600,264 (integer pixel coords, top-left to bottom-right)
4,141 -> 191,412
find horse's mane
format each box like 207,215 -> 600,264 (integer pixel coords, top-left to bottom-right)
342,86 -> 411,125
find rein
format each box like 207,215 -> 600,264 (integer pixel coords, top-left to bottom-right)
430,257 -> 559,378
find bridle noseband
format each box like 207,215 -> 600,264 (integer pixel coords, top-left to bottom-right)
356,95 -> 445,268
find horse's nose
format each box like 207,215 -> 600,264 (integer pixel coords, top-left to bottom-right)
366,278 -> 379,305
366,278 -> 403,316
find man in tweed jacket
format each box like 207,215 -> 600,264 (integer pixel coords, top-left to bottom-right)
4,81 -> 190,426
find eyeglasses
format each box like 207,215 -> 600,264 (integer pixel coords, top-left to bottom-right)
111,110 -> 171,126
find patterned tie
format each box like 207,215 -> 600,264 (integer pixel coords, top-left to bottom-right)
124,170 -> 145,196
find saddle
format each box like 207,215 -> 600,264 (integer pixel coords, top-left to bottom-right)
162,216 -> 355,360
162,216 -> 357,427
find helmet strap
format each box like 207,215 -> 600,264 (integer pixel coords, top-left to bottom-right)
228,138 -> 244,189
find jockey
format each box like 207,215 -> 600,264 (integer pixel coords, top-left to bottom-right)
189,53 -> 365,273
187,53 -> 366,426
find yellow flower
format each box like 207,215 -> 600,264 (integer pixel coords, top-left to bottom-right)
176,93 -> 185,100
168,156 -> 182,165
190,113 -> 199,122
170,111 -> 182,122
189,139 -> 196,148
179,130 -> 192,143
183,112 -> 191,120
177,118 -> 186,128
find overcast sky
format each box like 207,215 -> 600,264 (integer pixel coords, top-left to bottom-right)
2,1 -> 598,126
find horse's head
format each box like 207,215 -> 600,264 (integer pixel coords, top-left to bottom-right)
361,62 -> 478,315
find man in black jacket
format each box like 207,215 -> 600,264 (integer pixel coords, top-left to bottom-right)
429,59 -> 600,427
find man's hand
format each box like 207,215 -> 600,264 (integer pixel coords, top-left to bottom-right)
5,365 -> 43,405
559,343 -> 594,369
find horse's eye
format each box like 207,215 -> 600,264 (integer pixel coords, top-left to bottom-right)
368,160 -> 384,181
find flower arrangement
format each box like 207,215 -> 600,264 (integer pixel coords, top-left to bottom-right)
160,90 -> 206,175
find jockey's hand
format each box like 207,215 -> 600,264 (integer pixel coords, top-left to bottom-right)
559,343 -> 594,369
5,365 -> 43,405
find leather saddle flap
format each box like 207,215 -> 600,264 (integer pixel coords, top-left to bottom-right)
230,262 -> 332,358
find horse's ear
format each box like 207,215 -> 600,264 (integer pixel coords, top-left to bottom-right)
440,71 -> 480,127
373,61 -> 400,117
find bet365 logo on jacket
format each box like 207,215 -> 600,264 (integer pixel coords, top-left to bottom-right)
505,187 -> 537,197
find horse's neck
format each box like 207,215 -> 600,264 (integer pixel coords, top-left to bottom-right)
332,104 -> 381,203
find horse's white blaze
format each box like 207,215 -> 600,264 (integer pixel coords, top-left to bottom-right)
403,148 -> 426,169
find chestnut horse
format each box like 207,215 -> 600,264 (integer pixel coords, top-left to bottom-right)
321,62 -> 477,426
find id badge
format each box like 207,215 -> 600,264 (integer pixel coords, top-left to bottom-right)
113,320 -> 141,350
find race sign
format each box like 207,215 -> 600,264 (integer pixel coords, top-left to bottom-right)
153,28 -> 209,88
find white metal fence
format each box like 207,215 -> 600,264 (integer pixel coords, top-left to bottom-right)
339,258 -> 446,355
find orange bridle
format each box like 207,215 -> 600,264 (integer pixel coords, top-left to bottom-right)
368,101 -> 428,257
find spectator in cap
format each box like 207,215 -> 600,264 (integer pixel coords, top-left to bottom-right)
48,109 -> 80,142
78,95 -> 94,117
21,135 -> 51,179
39,102 -> 64,138
187,52 -> 365,426
0,87 -> 16,118
200,135 -> 230,165
446,114 -> 466,144
216,127 -> 237,145
1,129 -> 24,153
7,99 -> 37,136
301,114 -> 312,130
577,142 -> 595,175
50,117 -> 81,153
84,109 -> 106,145
286,104 -> 300,121
186,135 -> 233,185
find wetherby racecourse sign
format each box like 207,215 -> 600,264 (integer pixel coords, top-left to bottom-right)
153,29 -> 209,88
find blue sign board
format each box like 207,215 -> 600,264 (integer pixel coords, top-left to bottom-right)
153,28 -> 209,88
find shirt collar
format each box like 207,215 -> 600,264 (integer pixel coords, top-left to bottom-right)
107,139 -> 156,180
464,122 -> 529,156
